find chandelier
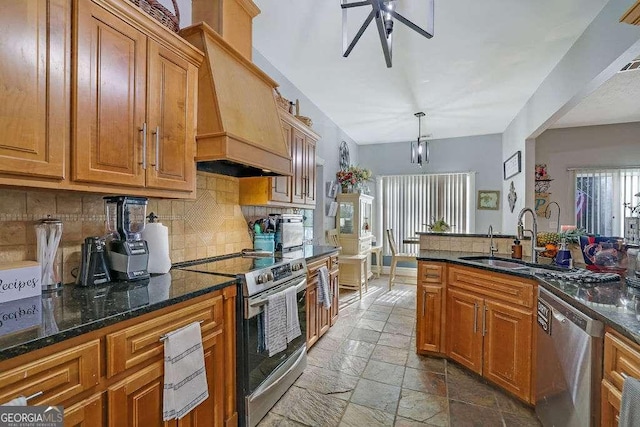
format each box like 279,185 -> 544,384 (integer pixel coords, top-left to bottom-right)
411,112 -> 429,167
341,0 -> 434,68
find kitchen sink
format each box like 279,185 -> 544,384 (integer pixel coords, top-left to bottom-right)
459,256 -> 531,271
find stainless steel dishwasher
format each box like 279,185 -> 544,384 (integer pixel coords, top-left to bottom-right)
535,287 -> 604,427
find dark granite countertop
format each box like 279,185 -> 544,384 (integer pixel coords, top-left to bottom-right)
0,246 -> 339,362
415,231 -> 520,239
417,250 -> 640,344
0,269 -> 237,361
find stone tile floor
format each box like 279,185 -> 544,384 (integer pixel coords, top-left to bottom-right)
258,278 -> 542,427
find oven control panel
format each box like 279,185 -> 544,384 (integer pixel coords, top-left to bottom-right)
245,258 -> 307,297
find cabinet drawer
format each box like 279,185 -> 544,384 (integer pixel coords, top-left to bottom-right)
106,294 -> 223,377
330,254 -> 339,272
448,266 -> 534,308
418,262 -> 444,284
603,331 -> 640,390
0,340 -> 100,405
307,256 -> 331,278
359,240 -> 372,253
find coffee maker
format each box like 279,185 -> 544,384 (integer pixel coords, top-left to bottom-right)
104,196 -> 150,281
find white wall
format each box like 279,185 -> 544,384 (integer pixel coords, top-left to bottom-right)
358,134 -> 503,234
252,50 -> 359,243
535,122 -> 640,230
502,0 -> 640,234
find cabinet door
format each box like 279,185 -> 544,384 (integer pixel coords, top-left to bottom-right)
270,120 -> 292,203
291,128 -> 305,205
74,0 -> 146,187
330,269 -> 340,326
64,393 -> 104,427
318,283 -> 331,339
416,284 -> 443,353
601,380 -> 621,427
146,40 -> 196,192
0,0 -> 67,179
306,285 -> 319,348
446,288 -> 483,374
108,361 -> 171,427
177,334 -> 225,427
303,136 -> 316,205
483,299 -> 532,401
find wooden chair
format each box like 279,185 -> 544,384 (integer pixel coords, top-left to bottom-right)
386,229 -> 417,290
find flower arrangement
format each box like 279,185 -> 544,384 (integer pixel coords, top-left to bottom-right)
336,165 -> 372,186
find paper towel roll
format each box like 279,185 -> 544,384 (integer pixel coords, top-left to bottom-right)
142,223 -> 171,274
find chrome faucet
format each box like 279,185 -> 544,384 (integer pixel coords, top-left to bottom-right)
488,225 -> 497,256
517,208 -> 538,263
544,201 -> 561,234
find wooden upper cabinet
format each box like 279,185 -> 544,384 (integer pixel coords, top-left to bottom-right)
291,128 -> 306,205
146,41 -> 197,192
72,0 -> 201,194
0,0 -> 68,179
621,1 -> 640,25
304,137 -> 317,205
73,0 -> 147,187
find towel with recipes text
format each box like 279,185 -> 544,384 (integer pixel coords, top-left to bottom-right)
163,322 -> 209,421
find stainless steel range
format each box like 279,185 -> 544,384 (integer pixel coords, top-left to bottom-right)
178,253 -> 308,427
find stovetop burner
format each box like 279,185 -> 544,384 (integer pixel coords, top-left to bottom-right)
175,253 -> 307,297
536,268 -> 621,284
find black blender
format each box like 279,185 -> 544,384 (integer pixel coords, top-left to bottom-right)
104,196 -> 150,281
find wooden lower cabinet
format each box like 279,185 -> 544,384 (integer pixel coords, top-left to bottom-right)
306,252 -> 340,349
601,328 -> 640,426
64,393 -> 104,427
482,299 -> 532,399
416,284 -> 444,354
0,288 -> 236,427
446,288 -> 483,372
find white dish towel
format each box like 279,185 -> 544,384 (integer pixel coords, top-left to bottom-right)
317,266 -> 331,309
163,322 -> 209,421
265,291 -> 288,357
620,376 -> 640,427
1,396 -> 27,406
285,285 -> 301,342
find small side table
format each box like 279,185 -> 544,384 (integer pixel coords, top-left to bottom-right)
369,245 -> 383,279
338,254 -> 368,299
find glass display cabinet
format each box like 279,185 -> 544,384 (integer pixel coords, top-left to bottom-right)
336,193 -> 375,290
337,193 -> 373,254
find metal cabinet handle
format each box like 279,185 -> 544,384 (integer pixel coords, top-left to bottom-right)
151,126 -> 160,170
422,289 -> 427,317
25,391 -> 43,402
473,303 -> 478,333
139,123 -> 147,169
482,305 -> 488,336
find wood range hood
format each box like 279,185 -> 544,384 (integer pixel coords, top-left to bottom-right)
180,16 -> 292,177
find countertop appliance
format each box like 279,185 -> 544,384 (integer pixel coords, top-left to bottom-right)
76,236 -> 111,286
177,253 -> 308,427
104,196 -> 150,281
271,213 -> 304,252
536,287 -> 604,427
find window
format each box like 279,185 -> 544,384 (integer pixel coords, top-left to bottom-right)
379,173 -> 473,254
573,168 -> 640,236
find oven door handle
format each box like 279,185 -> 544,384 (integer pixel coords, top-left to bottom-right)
248,346 -> 307,403
249,277 -> 307,309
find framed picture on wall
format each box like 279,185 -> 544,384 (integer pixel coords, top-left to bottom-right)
477,190 -> 500,210
503,151 -> 522,180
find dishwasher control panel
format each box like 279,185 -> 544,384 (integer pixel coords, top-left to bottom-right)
537,299 -> 552,335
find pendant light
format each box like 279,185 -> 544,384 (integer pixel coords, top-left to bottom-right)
411,112 -> 429,167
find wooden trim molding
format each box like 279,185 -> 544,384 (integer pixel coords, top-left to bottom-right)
621,0 -> 640,25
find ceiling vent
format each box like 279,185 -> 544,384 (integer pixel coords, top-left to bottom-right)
619,59 -> 640,72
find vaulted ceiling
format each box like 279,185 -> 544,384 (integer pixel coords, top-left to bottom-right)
252,0 -> 610,144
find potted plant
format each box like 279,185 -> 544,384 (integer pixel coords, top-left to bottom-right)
427,217 -> 451,232
336,165 -> 372,193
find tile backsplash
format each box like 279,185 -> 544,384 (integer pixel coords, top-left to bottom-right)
0,172 -> 255,285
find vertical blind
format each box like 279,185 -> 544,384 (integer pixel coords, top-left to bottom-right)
572,167 -> 640,236
380,173 -> 472,254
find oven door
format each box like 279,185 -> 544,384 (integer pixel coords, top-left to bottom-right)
243,276 -> 307,426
